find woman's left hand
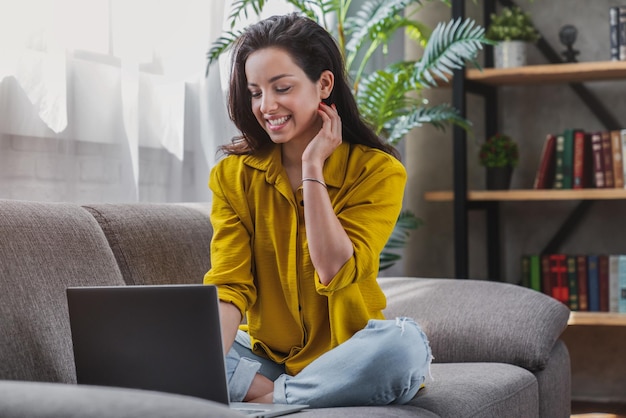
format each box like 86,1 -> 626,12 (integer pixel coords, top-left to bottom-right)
302,102 -> 342,166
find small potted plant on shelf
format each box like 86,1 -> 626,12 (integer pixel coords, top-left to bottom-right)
486,6 -> 540,68
479,133 -> 519,190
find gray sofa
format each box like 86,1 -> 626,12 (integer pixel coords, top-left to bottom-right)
0,199 -> 571,417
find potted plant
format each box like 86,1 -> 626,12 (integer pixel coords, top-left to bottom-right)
479,133 -> 519,190
486,6 -> 540,68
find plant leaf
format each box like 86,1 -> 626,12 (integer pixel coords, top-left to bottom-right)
379,210 -> 423,271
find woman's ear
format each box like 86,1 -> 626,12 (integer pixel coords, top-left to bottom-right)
319,70 -> 334,100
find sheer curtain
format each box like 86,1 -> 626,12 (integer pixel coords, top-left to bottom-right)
0,0 -> 237,203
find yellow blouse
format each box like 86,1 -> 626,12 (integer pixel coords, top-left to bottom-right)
204,142 -> 406,375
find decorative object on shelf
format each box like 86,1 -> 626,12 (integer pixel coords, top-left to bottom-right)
486,6 -> 540,68
559,24 -> 579,63
479,133 -> 519,190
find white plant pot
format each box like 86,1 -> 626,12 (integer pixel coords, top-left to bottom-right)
494,41 -> 528,68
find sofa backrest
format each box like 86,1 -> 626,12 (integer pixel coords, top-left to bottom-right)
82,203 -> 212,286
0,200 -> 126,383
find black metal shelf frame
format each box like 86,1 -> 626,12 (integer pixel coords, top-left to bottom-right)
450,0 -> 623,280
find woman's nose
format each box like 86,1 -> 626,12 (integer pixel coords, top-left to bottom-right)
260,93 -> 278,113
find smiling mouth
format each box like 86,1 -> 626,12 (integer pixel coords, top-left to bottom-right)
266,116 -> 291,129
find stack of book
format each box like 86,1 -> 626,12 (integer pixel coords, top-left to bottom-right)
533,129 -> 626,190
521,254 -> 626,313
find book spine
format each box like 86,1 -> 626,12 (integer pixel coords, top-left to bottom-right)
588,255 -> 600,311
554,134 -> 565,189
530,255 -> 541,292
599,254 -> 610,312
611,6 -> 620,61
611,130 -> 624,188
534,134 -> 557,189
549,254 -> 569,305
562,129 -> 575,189
620,6 -> 626,60
591,132 -> 605,188
576,255 -> 589,311
619,255 -> 626,313
621,130 -> 626,187
541,254 -> 552,296
521,255 -> 530,288
601,131 -> 615,188
567,255 -> 579,310
572,130 -> 586,189
609,255 -> 620,312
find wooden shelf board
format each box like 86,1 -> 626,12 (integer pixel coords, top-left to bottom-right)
424,189 -> 626,202
568,312 -> 626,326
466,61 -> 626,86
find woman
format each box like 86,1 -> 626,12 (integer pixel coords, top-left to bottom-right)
204,13 -> 431,408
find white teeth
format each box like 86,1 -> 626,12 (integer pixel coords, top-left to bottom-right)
267,116 -> 289,126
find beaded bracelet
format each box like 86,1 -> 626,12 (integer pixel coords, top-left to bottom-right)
302,177 -> 327,189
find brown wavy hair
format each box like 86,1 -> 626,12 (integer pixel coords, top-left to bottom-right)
221,13 -> 398,158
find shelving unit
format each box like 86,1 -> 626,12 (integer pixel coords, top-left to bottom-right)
444,1 -> 626,325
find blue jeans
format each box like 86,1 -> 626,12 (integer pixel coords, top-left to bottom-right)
225,317 -> 432,408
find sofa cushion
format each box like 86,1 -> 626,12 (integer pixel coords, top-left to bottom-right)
379,277 -> 570,371
0,380 -> 245,418
287,362 -> 537,418
82,203 -> 212,286
0,200 -> 126,383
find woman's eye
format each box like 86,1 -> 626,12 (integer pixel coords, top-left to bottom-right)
249,91 -> 261,98
276,86 -> 291,93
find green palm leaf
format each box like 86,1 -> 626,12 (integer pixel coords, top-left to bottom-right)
379,210 -> 423,271
206,30 -> 244,75
414,17 -> 491,87
385,104 -> 470,145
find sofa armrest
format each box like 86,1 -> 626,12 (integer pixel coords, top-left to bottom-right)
0,381 -> 245,418
379,277 -> 570,372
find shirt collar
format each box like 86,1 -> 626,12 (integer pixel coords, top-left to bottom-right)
243,142 -> 349,188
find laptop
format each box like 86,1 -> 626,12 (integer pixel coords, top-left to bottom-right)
66,284 -> 308,417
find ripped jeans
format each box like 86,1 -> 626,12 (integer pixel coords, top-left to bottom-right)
225,317 -> 432,408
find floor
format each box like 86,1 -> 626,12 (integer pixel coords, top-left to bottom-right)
571,401 -> 626,418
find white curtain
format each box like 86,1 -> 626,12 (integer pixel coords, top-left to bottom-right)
0,0 -> 237,203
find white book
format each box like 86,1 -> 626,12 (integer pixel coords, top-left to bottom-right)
609,255 -> 620,312
619,255 -> 626,313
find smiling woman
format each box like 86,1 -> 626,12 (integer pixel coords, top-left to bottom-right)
203,12 -> 432,409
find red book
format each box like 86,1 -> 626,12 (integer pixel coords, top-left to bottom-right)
599,255 -> 610,312
576,255 -> 589,311
610,130 -> 624,188
534,134 -> 557,189
601,131 -> 615,188
548,254 -> 569,305
591,132 -> 605,188
572,131 -> 593,189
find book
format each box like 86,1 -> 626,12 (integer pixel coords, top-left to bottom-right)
529,255 -> 541,292
553,134 -> 566,189
601,131 -> 615,188
598,254 -> 610,312
576,255 -> 589,311
620,6 -> 626,60
566,254 -> 579,310
621,130 -> 626,187
572,130 -> 593,189
610,130 -> 624,188
587,255 -> 600,311
521,255 -> 530,288
549,254 -> 569,305
619,255 -> 626,313
591,132 -> 605,188
533,133 -> 557,189
541,254 -> 552,296
609,255 -> 620,312
611,6 -> 620,61
561,129 -> 577,189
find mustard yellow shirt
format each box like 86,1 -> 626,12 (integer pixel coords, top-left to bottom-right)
204,142 -> 406,375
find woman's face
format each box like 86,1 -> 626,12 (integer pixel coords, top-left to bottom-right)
245,47 -> 331,146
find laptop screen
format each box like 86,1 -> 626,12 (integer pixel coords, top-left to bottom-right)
67,284 -> 230,404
